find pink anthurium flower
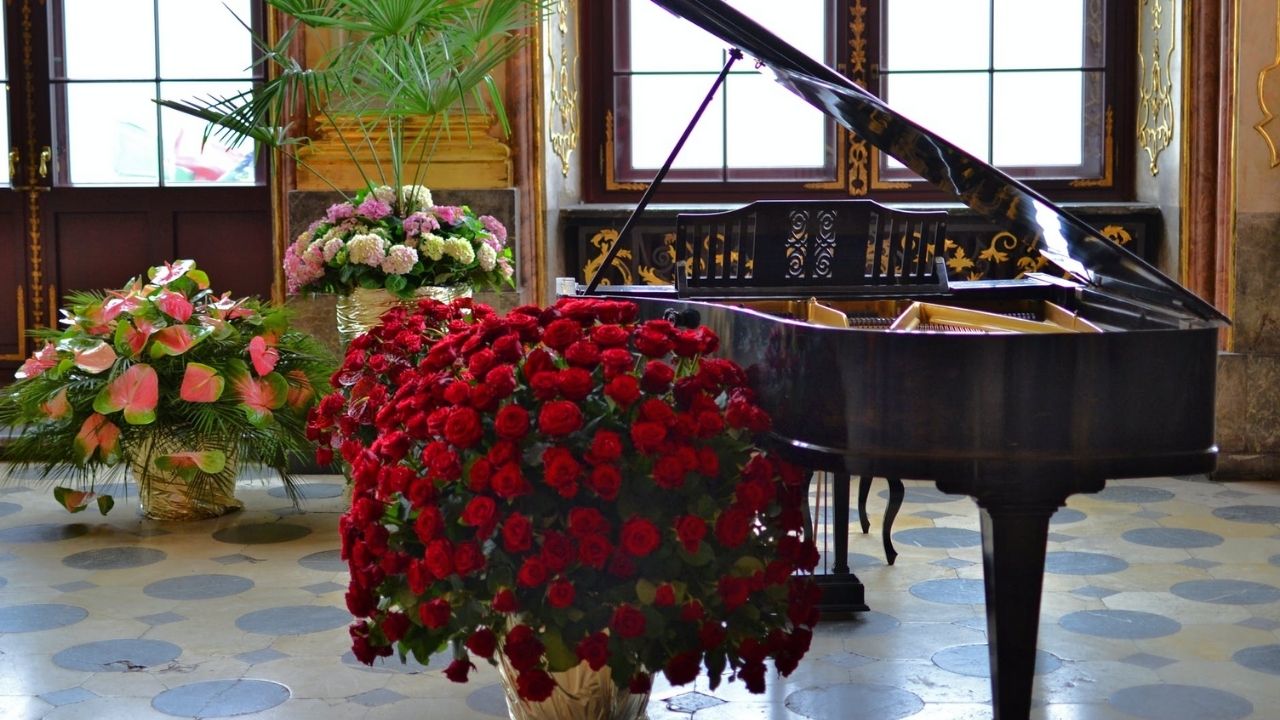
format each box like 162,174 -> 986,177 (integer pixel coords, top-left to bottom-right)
154,290 -> 194,322
15,342 -> 58,379
180,362 -> 225,403
148,259 -> 196,285
249,335 -> 279,376
93,363 -> 159,425
41,388 -> 71,419
153,450 -> 226,481
53,486 -> 95,513
72,412 -> 122,463
73,341 -> 118,374
229,360 -> 287,426
285,369 -> 315,409
149,325 -> 210,358
101,293 -> 143,323
117,317 -> 158,358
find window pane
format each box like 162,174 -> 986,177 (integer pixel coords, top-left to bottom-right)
160,82 -> 256,184
158,0 -> 254,79
725,73 -> 826,169
885,0 -> 990,71
65,82 -> 159,185
993,71 -> 1082,166
62,0 -> 155,79
627,0 -> 726,72
994,0 -> 1085,69
884,72 -> 990,166
625,76 -> 725,171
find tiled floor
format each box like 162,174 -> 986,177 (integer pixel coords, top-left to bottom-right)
1,471 -> 1278,719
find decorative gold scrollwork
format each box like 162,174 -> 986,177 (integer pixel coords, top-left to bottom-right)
1254,0 -> 1280,167
548,0 -> 579,177
1137,0 -> 1174,176
1100,224 -> 1133,246
582,230 -> 634,285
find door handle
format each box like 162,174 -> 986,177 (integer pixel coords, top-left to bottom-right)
8,150 -> 17,178
38,146 -> 51,179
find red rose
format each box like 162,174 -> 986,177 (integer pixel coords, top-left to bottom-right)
587,464 -> 622,500
714,507 -> 752,548
493,333 -> 522,362
380,611 -> 410,642
502,512 -> 533,553
424,539 -> 454,578
575,631 -> 610,671
407,560 -> 434,594
607,551 -> 637,578
600,347 -> 635,376
557,367 -> 594,401
680,600 -> 705,622
563,340 -> 602,369
697,447 -> 720,477
604,375 -> 641,407
628,672 -> 652,694
641,360 -> 676,393
736,477 -> 777,513
516,669 -> 556,702
493,587 -> 519,613
493,404 -> 530,440
529,371 -> 559,400
546,579 -> 576,608
652,454 -> 686,489
503,624 -> 544,671
468,459 -> 493,492
672,327 -> 715,357
543,318 -> 583,351
629,421 -> 666,453
517,556 -> 548,587
443,406 -> 483,448
587,430 -> 623,464
443,658 -> 474,683
485,364 -> 517,397
523,347 -> 555,378
698,622 -> 726,651
568,507 -> 609,537
414,506 -> 444,542
634,326 -> 673,357
453,541 -> 485,576
538,400 -> 583,437
461,496 -> 497,529
610,604 -> 646,638
591,324 -> 630,347
639,397 -> 676,425
539,531 -> 575,573
470,382 -> 499,412
443,380 -> 471,405
717,576 -> 750,611
419,597 -> 451,628
663,650 -> 702,686
491,462 -> 529,499
577,534 -> 612,569
465,627 -> 498,658
739,660 -> 767,694
654,584 -> 676,607
620,517 -> 661,557
467,348 -> 496,376
542,447 -> 582,492
315,445 -> 335,466
696,410 -> 725,438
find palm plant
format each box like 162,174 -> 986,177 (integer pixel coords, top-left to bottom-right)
160,0 -> 547,209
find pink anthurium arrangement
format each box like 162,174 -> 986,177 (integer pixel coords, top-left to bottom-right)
0,259 -> 334,514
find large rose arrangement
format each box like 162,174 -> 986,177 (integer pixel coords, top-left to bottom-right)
308,297 -> 821,703
283,184 -> 514,297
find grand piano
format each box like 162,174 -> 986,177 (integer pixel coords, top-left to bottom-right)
571,1 -> 1229,718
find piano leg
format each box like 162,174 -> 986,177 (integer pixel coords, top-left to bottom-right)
806,471 -> 868,617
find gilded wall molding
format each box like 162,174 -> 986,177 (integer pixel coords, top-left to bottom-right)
603,111 -> 647,191
1137,0 -> 1175,175
848,0 -> 870,196
1253,0 -> 1280,166
548,0 -> 579,177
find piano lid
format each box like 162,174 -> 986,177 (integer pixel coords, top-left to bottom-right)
648,0 -> 1228,324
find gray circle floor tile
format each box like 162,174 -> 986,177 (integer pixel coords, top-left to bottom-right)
786,683 -> 925,720
1211,505 -> 1280,524
932,644 -> 1061,677
0,523 -> 89,544
1170,579 -> 1280,605
1121,527 -> 1224,549
235,605 -> 350,635
267,482 -> 344,499
62,546 -> 167,570
893,527 -> 982,549
0,576 -> 6,590
298,550 -> 346,573
1094,485 -> 1175,504
1108,684 -> 1252,720
1049,508 -> 1087,525
1232,644 -> 1280,676
465,683 -> 509,718
1270,554 -> 1280,568
1044,551 -> 1129,575
817,611 -> 901,637
909,578 -> 986,605
212,523 -> 311,544
152,679 -> 290,717
0,501 -> 21,518
0,603 -> 88,633
144,574 -> 255,600
1059,609 -> 1181,639
53,638 -> 181,671
341,649 -> 449,672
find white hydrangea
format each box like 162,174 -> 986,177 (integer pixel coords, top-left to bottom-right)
371,185 -> 396,205
347,232 -> 387,267
422,233 -> 445,261
322,237 -> 344,261
381,245 -> 418,275
399,185 -> 433,213
443,236 -> 475,265
476,242 -> 497,271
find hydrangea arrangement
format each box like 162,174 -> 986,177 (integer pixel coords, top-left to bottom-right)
308,297 -> 820,705
284,184 -> 514,298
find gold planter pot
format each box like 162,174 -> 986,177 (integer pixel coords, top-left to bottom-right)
335,285 -> 472,345
495,654 -> 649,720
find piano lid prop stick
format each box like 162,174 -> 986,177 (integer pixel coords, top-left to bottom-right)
583,47 -> 744,294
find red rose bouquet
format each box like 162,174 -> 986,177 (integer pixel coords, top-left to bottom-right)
309,297 -> 820,705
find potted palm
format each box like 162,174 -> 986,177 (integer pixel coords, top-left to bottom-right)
160,0 -> 546,336
0,260 -> 334,520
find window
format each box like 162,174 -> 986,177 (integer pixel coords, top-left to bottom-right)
50,0 -> 262,186
582,0 -> 1134,202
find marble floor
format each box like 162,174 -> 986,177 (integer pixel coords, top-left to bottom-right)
1,471 -> 1279,720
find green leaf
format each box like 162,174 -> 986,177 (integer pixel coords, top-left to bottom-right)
53,486 -> 92,513
733,556 -> 765,575
541,628 -> 577,673
634,579 -> 657,605
96,494 -> 115,515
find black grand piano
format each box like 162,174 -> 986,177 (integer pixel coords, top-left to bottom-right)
572,1 -> 1229,718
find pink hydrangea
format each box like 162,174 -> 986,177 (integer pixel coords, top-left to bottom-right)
283,237 -> 325,295
357,197 -> 393,220
381,245 -> 418,275
480,215 -> 507,245
402,211 -> 441,237
326,202 -> 355,223
433,205 -> 464,225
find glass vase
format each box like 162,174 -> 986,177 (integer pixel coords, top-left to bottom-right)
335,285 -> 472,345
127,436 -> 242,521
495,654 -> 649,720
